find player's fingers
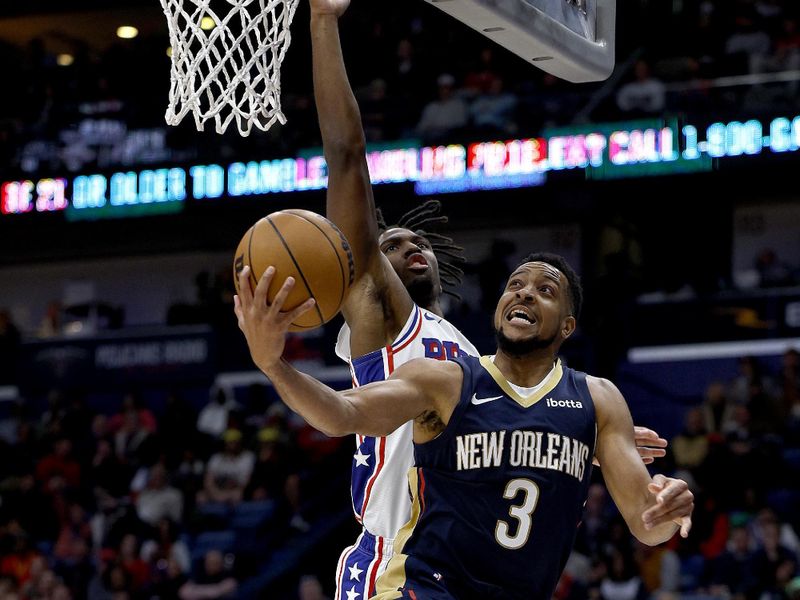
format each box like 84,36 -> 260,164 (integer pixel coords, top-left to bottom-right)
644,501 -> 694,530
649,473 -> 667,491
641,457 -> 654,465
237,267 -> 254,305
643,490 -> 693,524
656,479 -> 688,505
233,295 -> 243,326
679,516 -> 693,538
269,276 -> 296,314
634,427 -> 668,447
638,447 -> 667,458
288,298 -> 316,323
254,266 -> 276,307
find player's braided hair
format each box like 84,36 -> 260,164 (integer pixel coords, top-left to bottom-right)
376,200 -> 465,299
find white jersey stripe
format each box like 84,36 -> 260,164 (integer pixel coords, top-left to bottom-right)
334,532 -> 362,600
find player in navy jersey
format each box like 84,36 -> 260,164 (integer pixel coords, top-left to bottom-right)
239,0 -> 668,598
234,252 -> 694,599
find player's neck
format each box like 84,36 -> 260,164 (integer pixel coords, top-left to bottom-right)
492,349 -> 558,388
423,299 -> 444,317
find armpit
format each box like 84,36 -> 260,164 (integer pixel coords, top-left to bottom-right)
416,410 -> 445,435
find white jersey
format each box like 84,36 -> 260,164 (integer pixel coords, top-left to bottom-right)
335,304 -> 478,539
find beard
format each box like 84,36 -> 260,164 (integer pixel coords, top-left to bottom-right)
495,326 -> 556,357
406,277 -> 437,308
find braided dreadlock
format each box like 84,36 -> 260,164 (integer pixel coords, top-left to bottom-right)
375,200 -> 465,299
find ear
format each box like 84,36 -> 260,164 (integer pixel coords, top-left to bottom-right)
561,315 -> 576,340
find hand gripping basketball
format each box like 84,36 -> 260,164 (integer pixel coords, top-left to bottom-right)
234,266 -> 317,372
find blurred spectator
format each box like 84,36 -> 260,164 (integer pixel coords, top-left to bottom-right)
0,400 -> 25,445
701,381 -> 737,437
118,533 -> 150,591
178,550 -> 237,600
148,555 -> 188,598
772,17 -> 800,74
599,549 -> 647,600
141,518 -> 191,575
755,248 -> 795,288
728,356 -> 777,406
463,47 -> 502,98
672,407 -> 710,488
0,532 -> 40,588
750,509 -> 800,559
782,349 -> 800,440
359,78 -> 392,142
415,73 -> 469,142
0,309 -> 21,385
246,426 -> 307,531
710,524 -> 758,598
35,437 -> 81,495
298,574 -> 331,600
751,518 -> 798,596
134,463 -> 183,527
197,387 -> 239,441
469,77 -> 518,136
112,407 -> 153,471
573,483 -> 612,558
87,562 -> 132,600
90,439 -> 130,499
725,13 -> 772,74
53,503 -> 92,565
199,429 -> 254,505
633,540 -> 680,596
615,60 -> 666,116
37,301 -> 63,338
108,391 -> 157,434
0,574 -> 18,599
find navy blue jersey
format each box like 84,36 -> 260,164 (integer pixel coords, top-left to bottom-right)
375,355 -> 597,600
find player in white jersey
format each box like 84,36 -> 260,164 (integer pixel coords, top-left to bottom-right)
242,1 -> 666,598
333,303 -> 479,597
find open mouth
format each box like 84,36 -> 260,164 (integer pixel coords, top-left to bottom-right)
407,254 -> 429,273
506,306 -> 535,326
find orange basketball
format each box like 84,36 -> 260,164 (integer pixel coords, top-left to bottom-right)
233,209 -> 354,331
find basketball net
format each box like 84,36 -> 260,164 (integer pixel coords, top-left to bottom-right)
160,0 -> 300,136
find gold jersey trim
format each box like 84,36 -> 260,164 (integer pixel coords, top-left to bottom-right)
479,356 -> 564,408
373,467 -> 422,599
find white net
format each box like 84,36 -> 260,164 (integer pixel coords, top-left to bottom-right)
160,0 -> 300,136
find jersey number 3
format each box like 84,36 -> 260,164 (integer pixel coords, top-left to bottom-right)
495,479 -> 540,550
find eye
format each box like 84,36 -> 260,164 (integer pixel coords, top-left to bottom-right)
508,279 -> 522,289
539,285 -> 554,295
383,244 -> 399,253
416,241 -> 430,250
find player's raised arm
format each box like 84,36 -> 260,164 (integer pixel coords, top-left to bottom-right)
590,376 -> 694,546
310,0 -> 379,278
234,266 -> 458,437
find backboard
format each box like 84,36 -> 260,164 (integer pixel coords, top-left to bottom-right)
425,0 -> 616,83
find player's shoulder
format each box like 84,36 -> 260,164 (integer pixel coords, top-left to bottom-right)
584,375 -> 629,422
584,375 -> 622,397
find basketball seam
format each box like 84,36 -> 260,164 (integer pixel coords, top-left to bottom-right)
284,210 -> 348,311
266,216 -> 325,327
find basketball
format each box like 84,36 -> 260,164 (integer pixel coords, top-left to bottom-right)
233,209 -> 355,331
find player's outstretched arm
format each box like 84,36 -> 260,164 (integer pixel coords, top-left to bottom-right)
309,0 -> 413,343
310,0 -> 380,278
590,376 -> 694,546
234,266 -> 454,437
